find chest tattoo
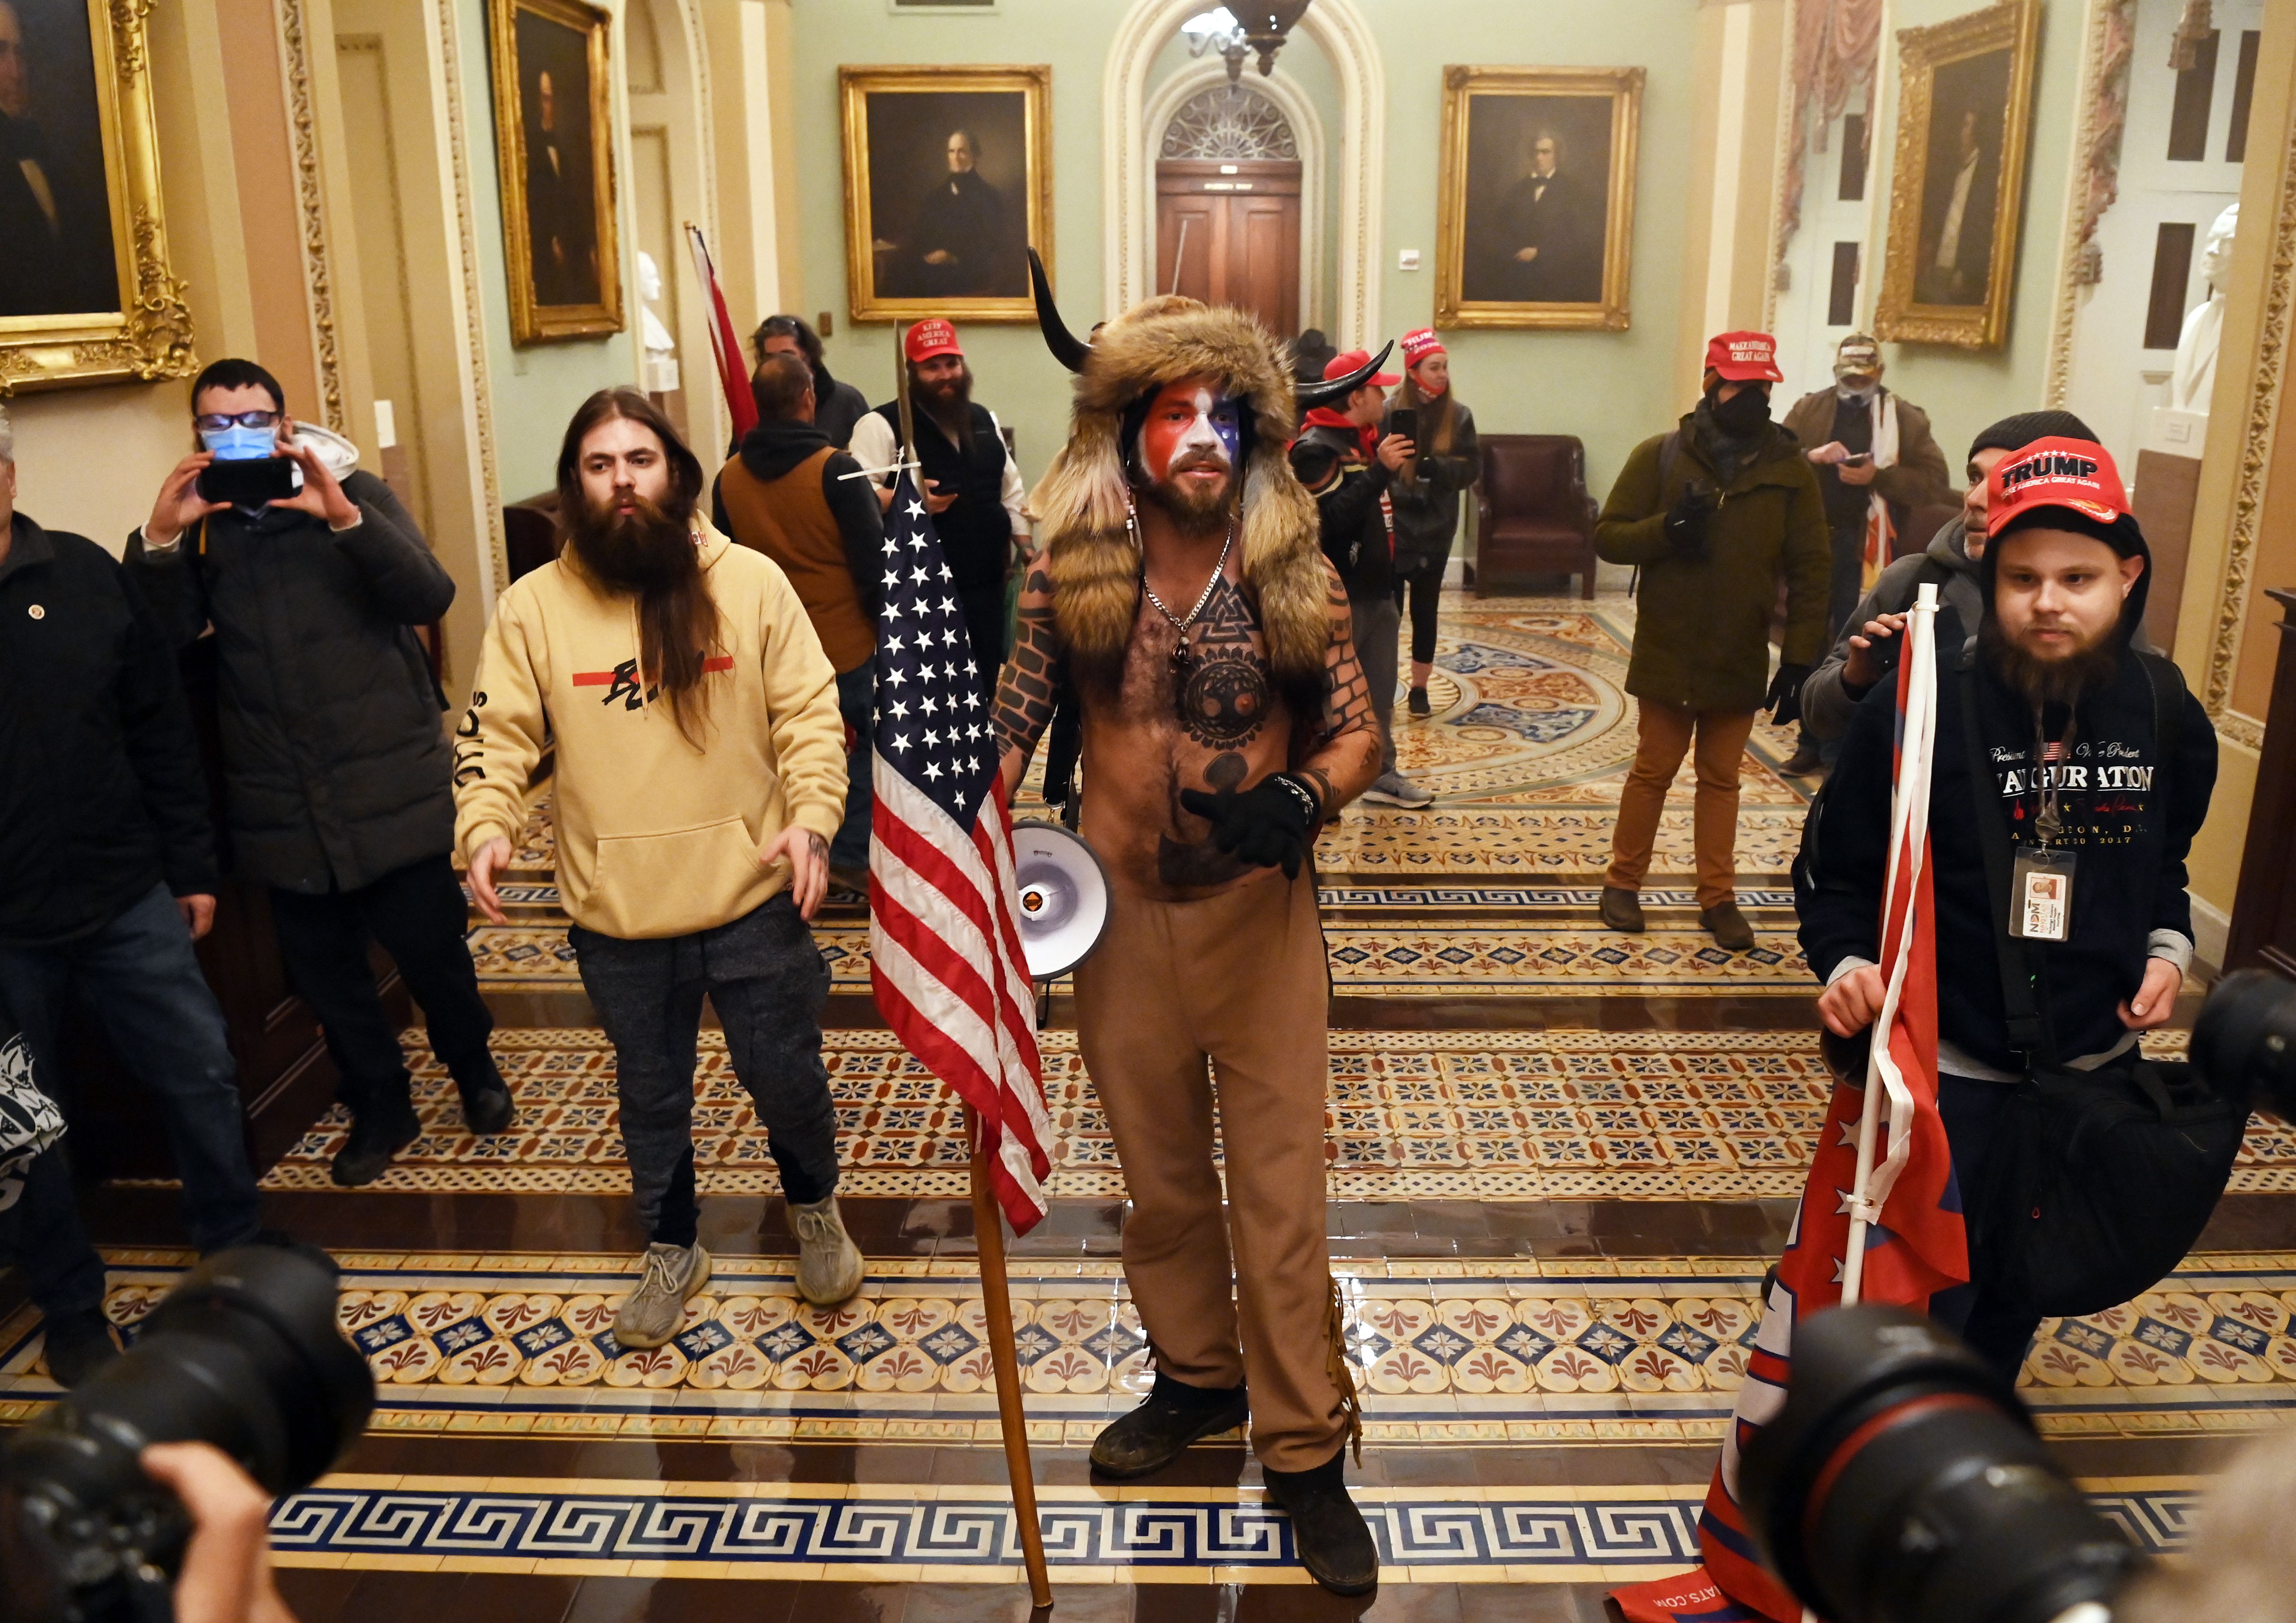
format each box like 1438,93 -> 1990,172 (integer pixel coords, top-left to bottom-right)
1175,577 -> 1272,750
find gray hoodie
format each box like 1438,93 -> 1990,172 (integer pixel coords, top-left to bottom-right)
1798,513 -> 1982,742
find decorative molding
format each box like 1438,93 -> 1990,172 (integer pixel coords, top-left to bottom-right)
1106,0 -> 1382,343
275,0 -> 346,431
2216,710 -> 2266,751
2205,88 -> 2296,722
2044,0 -> 2136,409
436,0 -> 507,597
1142,59 -> 1325,328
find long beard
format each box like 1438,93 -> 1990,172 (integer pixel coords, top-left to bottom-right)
1980,612 -> 2122,710
1138,455 -> 1234,536
565,493 -> 696,597
914,370 -> 973,439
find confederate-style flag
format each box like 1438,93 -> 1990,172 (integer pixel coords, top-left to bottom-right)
1613,593 -> 1969,1623
684,224 -> 759,442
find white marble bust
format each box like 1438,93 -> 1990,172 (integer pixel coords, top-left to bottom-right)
2169,203 -> 2239,415
638,250 -> 680,395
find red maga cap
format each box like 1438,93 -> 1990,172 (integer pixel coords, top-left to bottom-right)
1324,348 -> 1400,386
1984,436 -> 2130,539
904,320 -> 963,363
1704,331 -> 1784,383
1401,328 -> 1446,368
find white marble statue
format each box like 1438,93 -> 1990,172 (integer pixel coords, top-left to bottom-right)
638,250 -> 680,395
2169,203 -> 2238,415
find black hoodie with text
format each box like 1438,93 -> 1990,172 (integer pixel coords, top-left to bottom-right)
1797,520 -> 2218,1075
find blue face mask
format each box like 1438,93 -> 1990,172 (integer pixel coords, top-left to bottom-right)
200,423 -> 278,461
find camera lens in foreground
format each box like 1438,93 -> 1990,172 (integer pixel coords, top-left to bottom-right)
2193,968 -> 2296,1123
1739,1305 -> 2142,1623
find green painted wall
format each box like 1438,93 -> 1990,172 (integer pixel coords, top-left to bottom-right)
1868,0 -> 2087,472
790,0 -> 1710,512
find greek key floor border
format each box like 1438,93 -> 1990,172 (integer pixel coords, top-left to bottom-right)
265,1477 -> 2200,1582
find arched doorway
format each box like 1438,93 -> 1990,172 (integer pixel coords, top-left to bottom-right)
1156,84 -> 1302,335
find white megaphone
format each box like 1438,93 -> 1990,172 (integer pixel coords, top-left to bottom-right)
1011,822 -> 1111,979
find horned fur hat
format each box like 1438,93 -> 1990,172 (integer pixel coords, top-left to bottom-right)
1026,250 -> 1391,691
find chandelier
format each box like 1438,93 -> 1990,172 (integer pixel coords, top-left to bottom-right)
1181,3 -> 1313,85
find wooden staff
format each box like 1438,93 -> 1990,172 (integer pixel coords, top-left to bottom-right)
968,1104 -> 1054,1607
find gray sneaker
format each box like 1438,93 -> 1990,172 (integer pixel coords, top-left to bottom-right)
614,1241 -> 711,1349
1362,771 -> 1434,809
791,1194 -> 865,1305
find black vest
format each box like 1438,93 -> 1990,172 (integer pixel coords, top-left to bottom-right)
876,399 -> 1011,589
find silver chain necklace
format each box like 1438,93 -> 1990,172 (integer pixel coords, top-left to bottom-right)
1137,512 -> 1236,679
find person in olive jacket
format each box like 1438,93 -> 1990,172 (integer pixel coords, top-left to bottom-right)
127,359 -> 511,1188
1594,331 -> 1829,952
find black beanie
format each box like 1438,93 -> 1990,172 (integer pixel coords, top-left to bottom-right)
1968,410 -> 2099,463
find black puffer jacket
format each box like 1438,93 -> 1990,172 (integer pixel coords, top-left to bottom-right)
126,470 -> 456,894
1384,398 -> 1478,569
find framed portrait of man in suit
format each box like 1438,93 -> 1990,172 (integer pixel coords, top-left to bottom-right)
0,0 -> 193,392
488,0 -> 623,345
1875,0 -> 2040,350
1435,66 -> 1643,332
839,64 -> 1051,323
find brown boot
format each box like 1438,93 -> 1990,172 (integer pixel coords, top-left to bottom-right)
1701,902 -> 1755,951
1600,887 -> 1644,933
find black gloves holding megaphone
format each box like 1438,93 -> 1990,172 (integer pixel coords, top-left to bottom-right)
1179,772 -> 1322,880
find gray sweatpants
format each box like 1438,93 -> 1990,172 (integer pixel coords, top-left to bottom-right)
1350,593 -> 1401,774
569,893 -> 837,1246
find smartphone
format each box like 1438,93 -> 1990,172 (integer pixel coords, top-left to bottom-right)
1387,408 -> 1418,444
1842,451 -> 1873,466
197,457 -> 302,506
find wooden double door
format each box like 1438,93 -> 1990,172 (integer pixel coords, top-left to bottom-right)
1155,158 -> 1302,337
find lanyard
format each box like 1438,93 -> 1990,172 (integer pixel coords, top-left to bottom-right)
2031,708 -> 2075,848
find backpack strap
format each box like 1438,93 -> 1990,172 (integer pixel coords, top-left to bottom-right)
1655,430 -> 1685,500
2135,650 -> 2185,775
1958,652 -> 2053,1069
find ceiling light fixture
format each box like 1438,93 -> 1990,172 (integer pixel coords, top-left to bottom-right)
1181,2 -> 1312,86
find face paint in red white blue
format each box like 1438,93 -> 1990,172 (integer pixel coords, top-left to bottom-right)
1138,380 -> 1242,486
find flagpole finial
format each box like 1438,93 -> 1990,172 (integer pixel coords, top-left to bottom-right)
893,321 -> 917,463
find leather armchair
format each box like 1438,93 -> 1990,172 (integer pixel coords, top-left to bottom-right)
503,491 -> 564,582
1473,434 -> 1598,599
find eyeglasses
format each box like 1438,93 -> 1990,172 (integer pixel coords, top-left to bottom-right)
194,410 -> 282,432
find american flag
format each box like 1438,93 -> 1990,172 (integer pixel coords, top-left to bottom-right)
867,470 -> 1052,1232
1612,590 -> 1968,1623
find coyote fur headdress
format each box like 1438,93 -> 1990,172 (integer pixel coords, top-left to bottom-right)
1025,250 -> 1391,696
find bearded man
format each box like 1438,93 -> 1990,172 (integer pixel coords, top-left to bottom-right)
994,260 -> 1385,1594
1799,437 -> 2217,1384
453,390 -> 862,1346
851,320 -> 1030,711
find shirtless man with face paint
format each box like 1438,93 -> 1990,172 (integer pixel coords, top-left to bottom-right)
992,278 -> 1385,1594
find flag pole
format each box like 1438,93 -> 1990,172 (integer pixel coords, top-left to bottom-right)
1840,581 -> 1940,1307
969,1104 -> 1054,1607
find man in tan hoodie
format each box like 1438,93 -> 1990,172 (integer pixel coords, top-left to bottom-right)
454,390 -> 859,1347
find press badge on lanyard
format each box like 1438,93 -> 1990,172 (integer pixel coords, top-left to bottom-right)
2011,846 -> 2076,941
2010,725 -> 2076,941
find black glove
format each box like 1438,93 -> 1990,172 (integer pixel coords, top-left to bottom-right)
1178,773 -> 1321,879
1766,662 -> 1811,728
1664,488 -> 1716,557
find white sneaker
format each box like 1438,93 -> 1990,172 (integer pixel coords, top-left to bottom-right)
791,1195 -> 865,1305
1362,771 -> 1434,809
614,1241 -> 711,1349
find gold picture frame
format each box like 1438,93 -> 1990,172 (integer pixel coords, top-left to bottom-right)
839,64 -> 1052,324
1875,0 -> 2042,350
488,0 -> 623,345
0,0 -> 194,394
1434,65 -> 1643,332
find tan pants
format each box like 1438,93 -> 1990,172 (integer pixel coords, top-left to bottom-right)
1073,867 -> 1349,1472
1605,699 -> 1756,909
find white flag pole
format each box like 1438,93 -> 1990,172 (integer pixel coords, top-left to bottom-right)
1840,581 -> 1940,1307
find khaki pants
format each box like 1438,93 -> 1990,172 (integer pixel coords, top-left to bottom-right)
1604,699 -> 1756,909
1073,867 -> 1350,1472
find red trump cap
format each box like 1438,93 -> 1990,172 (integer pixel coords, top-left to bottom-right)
1324,348 -> 1400,386
1984,437 -> 2131,540
1401,328 -> 1446,369
904,320 -> 963,362
1704,331 -> 1785,383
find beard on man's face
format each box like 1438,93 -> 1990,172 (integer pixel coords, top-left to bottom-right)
912,364 -> 973,431
1979,605 -> 2123,711
1139,450 -> 1234,535
566,490 -> 695,595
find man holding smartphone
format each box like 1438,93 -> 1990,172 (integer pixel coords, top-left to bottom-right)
126,359 -> 512,1189
1778,334 -> 1950,775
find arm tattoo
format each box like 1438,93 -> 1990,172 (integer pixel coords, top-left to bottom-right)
991,566 -> 1065,766
1296,563 -> 1382,809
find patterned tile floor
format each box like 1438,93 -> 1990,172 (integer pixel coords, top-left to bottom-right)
8,1251 -> 2293,1449
238,1028 -> 2291,1207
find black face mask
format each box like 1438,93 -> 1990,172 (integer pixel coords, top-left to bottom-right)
1712,385 -> 1772,436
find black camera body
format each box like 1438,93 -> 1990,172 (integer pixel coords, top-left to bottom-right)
0,1246 -> 372,1623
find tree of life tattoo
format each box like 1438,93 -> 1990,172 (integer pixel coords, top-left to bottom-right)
1176,576 -> 1272,749
991,566 -> 1063,765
